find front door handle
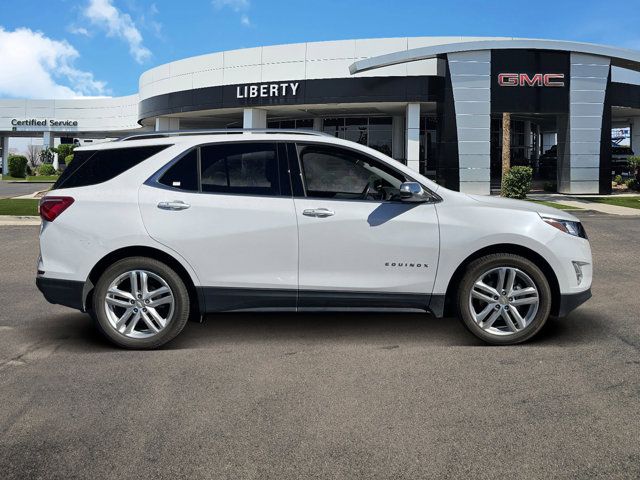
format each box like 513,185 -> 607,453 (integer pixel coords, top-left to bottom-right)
157,200 -> 190,211
302,208 -> 335,218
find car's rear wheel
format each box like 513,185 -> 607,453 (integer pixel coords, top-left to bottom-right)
92,257 -> 190,349
457,253 -> 552,345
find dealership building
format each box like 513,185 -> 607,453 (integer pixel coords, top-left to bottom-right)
1,36 -> 640,194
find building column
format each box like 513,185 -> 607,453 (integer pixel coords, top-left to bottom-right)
558,53 -> 610,194
243,108 -> 267,130
155,117 -> 181,132
392,115 -> 405,162
633,117 -> 640,157
1,137 -> 9,176
406,103 -> 420,172
447,50 -> 491,195
312,118 -> 323,132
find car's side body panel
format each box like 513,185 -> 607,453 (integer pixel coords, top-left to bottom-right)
138,184 -> 299,292
293,197 -> 440,295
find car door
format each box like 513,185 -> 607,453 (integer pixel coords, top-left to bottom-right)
289,142 -> 440,310
138,141 -> 298,311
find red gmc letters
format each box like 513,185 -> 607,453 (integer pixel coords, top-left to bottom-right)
498,73 -> 565,87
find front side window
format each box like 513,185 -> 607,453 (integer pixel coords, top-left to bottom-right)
297,144 -> 407,201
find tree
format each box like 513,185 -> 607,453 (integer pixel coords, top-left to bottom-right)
39,147 -> 55,165
55,144 -> 75,164
501,112 -> 511,192
26,144 -> 42,167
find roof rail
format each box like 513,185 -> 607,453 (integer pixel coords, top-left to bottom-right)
117,128 -> 331,142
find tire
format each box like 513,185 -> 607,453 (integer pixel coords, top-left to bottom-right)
457,253 -> 552,345
92,257 -> 190,349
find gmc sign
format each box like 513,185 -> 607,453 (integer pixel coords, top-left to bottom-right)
498,73 -> 565,87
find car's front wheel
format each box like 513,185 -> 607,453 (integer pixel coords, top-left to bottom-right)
92,257 -> 190,349
457,253 -> 552,345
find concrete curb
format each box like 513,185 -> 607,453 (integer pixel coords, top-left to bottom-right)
528,194 -> 640,216
0,216 -> 41,226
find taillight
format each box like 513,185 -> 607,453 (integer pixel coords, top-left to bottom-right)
39,196 -> 75,222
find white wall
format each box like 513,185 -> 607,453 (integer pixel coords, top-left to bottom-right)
0,94 -> 141,134
138,37 -> 509,101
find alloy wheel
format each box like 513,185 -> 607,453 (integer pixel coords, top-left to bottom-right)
103,269 -> 175,339
468,266 -> 540,336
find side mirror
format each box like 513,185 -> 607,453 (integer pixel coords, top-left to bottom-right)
399,182 -> 428,203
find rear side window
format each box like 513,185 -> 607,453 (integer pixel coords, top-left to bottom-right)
53,145 -> 170,190
158,149 -> 198,191
201,143 -> 280,196
157,142 -> 282,196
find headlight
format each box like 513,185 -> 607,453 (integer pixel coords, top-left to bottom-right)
540,215 -> 588,239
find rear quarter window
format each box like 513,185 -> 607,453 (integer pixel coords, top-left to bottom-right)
53,145 -> 171,190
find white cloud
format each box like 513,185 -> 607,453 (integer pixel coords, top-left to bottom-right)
212,0 -> 250,11
0,27 -> 108,99
84,0 -> 151,63
213,0 -> 251,26
68,25 -> 91,37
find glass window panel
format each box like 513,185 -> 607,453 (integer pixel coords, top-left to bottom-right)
296,119 -> 314,129
200,142 -> 279,196
368,130 -> 393,157
159,149 -> 199,191
298,144 -> 407,201
54,145 -> 170,190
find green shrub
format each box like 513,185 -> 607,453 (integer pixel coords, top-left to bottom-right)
55,144 -> 75,162
7,155 -> 28,178
613,174 -> 623,185
628,156 -> 640,181
501,166 -> 533,199
38,163 -> 56,176
64,154 -> 74,166
624,178 -> 638,190
543,181 -> 557,192
26,165 -> 34,176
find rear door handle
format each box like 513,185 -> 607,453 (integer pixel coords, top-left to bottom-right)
157,200 -> 190,211
302,208 -> 335,218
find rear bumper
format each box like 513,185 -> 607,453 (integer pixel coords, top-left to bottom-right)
36,276 -> 84,311
557,288 -> 592,317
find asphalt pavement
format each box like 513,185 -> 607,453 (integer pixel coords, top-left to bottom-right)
0,181 -> 52,199
0,212 -> 638,479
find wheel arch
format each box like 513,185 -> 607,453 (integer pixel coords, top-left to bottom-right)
83,246 -> 202,316
438,243 -> 561,318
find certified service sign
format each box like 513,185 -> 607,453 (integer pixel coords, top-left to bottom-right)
11,119 -> 79,127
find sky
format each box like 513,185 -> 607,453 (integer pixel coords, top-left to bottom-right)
0,0 -> 639,99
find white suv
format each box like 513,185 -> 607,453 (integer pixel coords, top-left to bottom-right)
36,130 -> 592,348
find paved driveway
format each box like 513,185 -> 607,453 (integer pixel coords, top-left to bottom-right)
0,212 -> 638,479
0,182 -> 52,199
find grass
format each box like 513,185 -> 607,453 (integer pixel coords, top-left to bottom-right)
587,196 -> 640,210
1,175 -> 58,182
0,199 -> 39,216
526,199 -> 582,210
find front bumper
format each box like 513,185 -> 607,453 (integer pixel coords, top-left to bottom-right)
557,288 -> 592,317
36,276 -> 84,311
